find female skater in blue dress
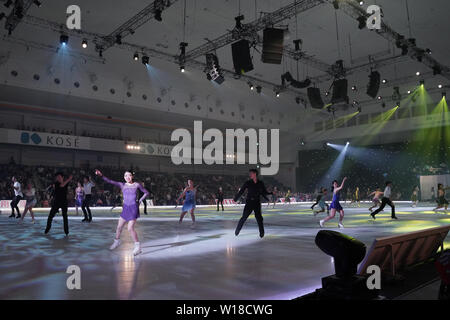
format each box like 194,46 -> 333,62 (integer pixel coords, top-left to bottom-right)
177,179 -> 198,227
320,177 -> 347,229
95,169 -> 149,256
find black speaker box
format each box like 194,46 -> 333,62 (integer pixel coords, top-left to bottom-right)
307,87 -> 324,109
232,39 -> 254,74
331,79 -> 349,104
261,28 -> 284,64
367,71 -> 381,98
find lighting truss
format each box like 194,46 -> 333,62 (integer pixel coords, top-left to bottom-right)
3,0 -> 35,34
95,0 -> 181,53
183,0 -> 326,61
330,0 -> 450,80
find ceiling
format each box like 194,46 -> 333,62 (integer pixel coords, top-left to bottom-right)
0,0 -> 449,134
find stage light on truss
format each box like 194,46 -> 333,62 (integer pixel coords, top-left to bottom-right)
416,71 -> 421,76
60,34 -> 69,46
359,1 -> 364,5
351,85 -> 357,91
180,66 -> 185,73
382,79 -> 387,84
357,106 -> 362,113
438,84 -> 443,89
142,55 -> 150,65
346,141 -> 350,145
154,9 -> 163,21
133,52 -> 139,61
407,90 -> 411,94
325,91 -> 330,96
420,79 -> 425,86
256,86 -> 262,94
396,101 -> 401,107
248,82 -> 254,90
81,39 -> 88,49
377,96 -> 382,100
442,92 -> 447,98
276,91 -> 280,98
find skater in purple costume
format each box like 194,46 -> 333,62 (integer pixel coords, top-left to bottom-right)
319,177 -> 347,229
95,169 -> 149,256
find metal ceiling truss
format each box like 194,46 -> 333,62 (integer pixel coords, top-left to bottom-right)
17,14 -> 308,98
330,0 -> 450,80
3,0 -> 34,33
95,0 -> 181,53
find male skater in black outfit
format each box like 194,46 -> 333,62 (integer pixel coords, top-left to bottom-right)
45,172 -> 73,235
234,169 -> 272,238
216,187 -> 224,211
371,181 -> 398,220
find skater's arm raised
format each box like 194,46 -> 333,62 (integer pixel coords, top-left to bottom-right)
334,177 -> 347,193
61,175 -> 73,187
95,169 -> 123,188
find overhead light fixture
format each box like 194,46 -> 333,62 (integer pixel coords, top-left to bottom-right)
248,82 -> 254,90
276,91 -> 280,98
133,52 -> 139,61
234,15 -> 245,29
359,1 -> 364,6
396,101 -> 401,107
180,66 -> 185,73
256,86 -> 262,94
325,91 -> 330,96
81,39 -> 88,49
142,55 -> 150,65
407,90 -> 411,94
377,96 -> 382,100
154,9 -> 162,21
420,80 -> 425,86
382,79 -> 387,84
205,53 -> 224,84
416,71 -> 420,76
351,85 -> 357,91
442,92 -> 446,98
438,84 -> 443,89
346,141 -> 350,145
59,34 -> 69,45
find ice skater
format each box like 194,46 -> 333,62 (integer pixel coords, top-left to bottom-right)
270,186 -> 278,208
319,177 -> 347,229
9,176 -> 23,218
433,184 -> 449,213
233,169 -> 272,238
20,182 -> 37,224
81,176 -> 95,222
313,188 -> 330,216
75,182 -> 84,216
45,173 -> 73,236
177,179 -> 198,227
370,181 -> 397,220
95,169 -> 149,256
311,187 -> 324,210
368,187 -> 383,212
411,186 -> 419,207
216,187 -> 224,211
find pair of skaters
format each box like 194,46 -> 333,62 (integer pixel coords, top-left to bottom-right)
311,187 -> 330,216
9,176 -> 37,223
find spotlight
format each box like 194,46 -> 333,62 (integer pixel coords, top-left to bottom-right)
256,86 -> 262,94
133,52 -> 139,61
346,141 -> 350,145
438,84 -> 443,89
248,82 -> 254,90
420,80 -> 425,86
180,66 -> 185,73
325,91 -> 330,96
377,96 -> 382,100
352,100 -> 359,105
59,34 -> 69,45
442,92 -> 446,98
234,15 -> 245,29
396,101 -> 400,107
81,39 -> 88,49
407,90 -> 411,94
416,71 -> 420,76
382,79 -> 387,84
351,85 -> 357,91
142,55 -> 150,65
357,106 -> 362,113
326,143 -> 331,146
276,91 -> 280,98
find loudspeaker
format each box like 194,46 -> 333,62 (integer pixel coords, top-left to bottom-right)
307,87 -> 324,109
232,39 -> 254,75
261,28 -> 284,64
366,71 -> 381,98
331,79 -> 349,104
